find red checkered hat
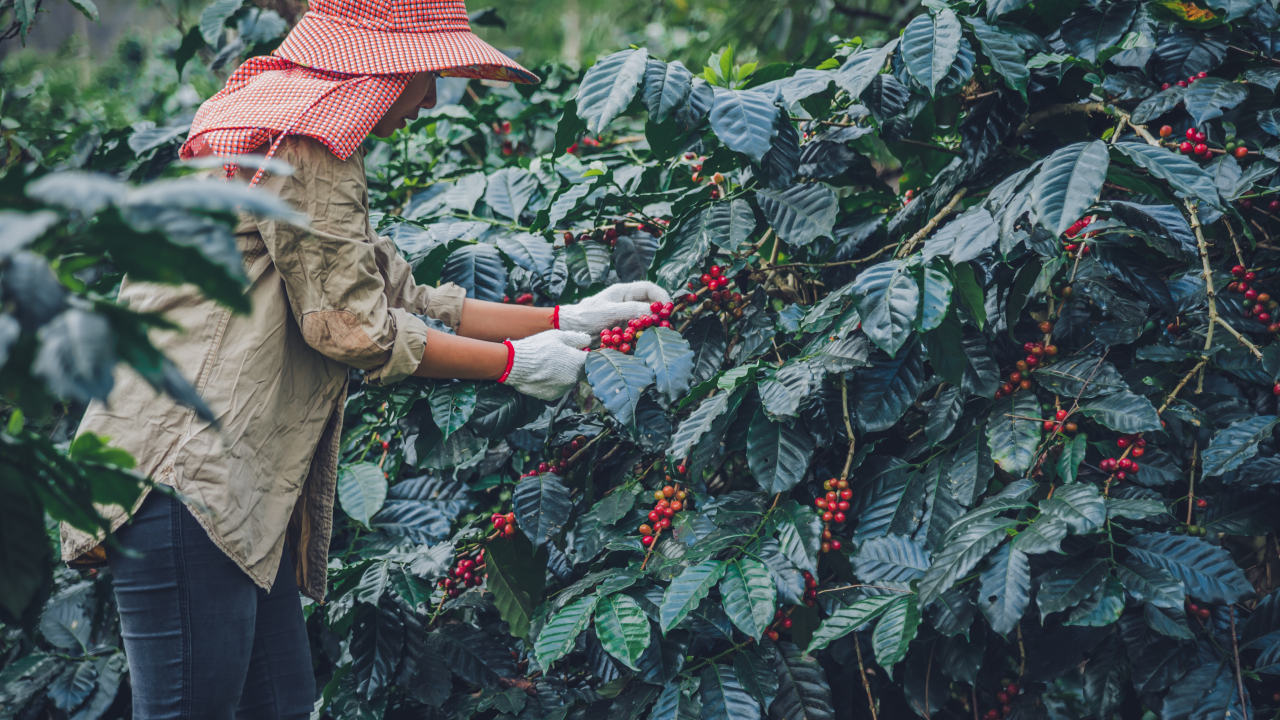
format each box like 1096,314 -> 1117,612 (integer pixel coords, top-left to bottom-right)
180,0 -> 535,179
276,0 -> 537,83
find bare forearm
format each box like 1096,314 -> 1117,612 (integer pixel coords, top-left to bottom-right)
412,328 -> 508,379
455,299 -> 554,342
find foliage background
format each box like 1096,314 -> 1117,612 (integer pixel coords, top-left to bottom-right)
7,0 -> 1280,719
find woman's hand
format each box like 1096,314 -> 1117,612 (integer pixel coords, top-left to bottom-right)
501,331 -> 593,400
556,281 -> 673,336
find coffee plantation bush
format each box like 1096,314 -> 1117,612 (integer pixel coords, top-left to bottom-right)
8,0 -> 1280,718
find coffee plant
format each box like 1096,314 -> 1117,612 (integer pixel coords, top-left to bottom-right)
10,0 -> 1280,717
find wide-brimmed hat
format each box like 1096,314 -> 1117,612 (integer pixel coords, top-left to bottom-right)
274,0 -> 538,84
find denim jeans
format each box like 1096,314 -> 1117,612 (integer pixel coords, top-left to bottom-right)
107,491 -> 316,719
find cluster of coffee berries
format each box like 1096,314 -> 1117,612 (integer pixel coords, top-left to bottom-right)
1185,597 -> 1212,621
599,302 -> 676,354
1099,435 -> 1145,481
1226,265 -> 1277,331
439,549 -> 485,598
686,265 -> 744,316
491,512 -> 518,537
1042,408 -> 1079,435
814,478 -> 850,553
520,454 -> 572,478
981,682 -> 1021,719
639,480 -> 690,547
1160,70 -> 1209,90
993,339 -> 1057,400
565,135 -> 602,156
502,292 -> 535,305
802,571 -> 818,607
764,608 -> 793,641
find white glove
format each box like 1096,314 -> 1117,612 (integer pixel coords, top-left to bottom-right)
501,331 -> 592,400
556,281 -> 674,336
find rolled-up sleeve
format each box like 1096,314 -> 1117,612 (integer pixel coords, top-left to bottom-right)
254,137 -> 431,385
370,236 -> 467,328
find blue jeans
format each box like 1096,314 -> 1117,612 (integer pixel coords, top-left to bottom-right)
107,491 -> 316,719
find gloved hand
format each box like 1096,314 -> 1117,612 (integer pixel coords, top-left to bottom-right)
499,331 -> 592,400
555,281 -> 674,336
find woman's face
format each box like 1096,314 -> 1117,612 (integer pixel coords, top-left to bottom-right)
372,73 -> 438,138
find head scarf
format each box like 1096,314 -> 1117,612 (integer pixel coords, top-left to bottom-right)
179,56 -> 410,184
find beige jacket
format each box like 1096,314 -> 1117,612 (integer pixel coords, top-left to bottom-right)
60,136 -> 466,601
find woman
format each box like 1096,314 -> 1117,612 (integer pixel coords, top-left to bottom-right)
59,1 -> 669,717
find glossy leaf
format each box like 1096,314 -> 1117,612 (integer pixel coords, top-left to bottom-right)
719,559 -> 775,640
987,392 -> 1040,476
1126,533 -> 1253,604
978,543 -> 1031,636
660,560 -> 726,632
534,594 -> 600,667
338,462 -> 388,529
709,88 -> 780,163
635,326 -> 695,404
872,595 -> 921,676
1031,140 -> 1109,236
901,9 -> 963,93
512,473 -> 572,548
577,48 -> 650,134
585,349 -> 656,427
699,663 -> 761,720
757,182 -> 839,247
746,405 -> 816,495
594,593 -> 651,670
1200,415 -> 1280,476
442,243 -> 507,302
855,261 -> 919,357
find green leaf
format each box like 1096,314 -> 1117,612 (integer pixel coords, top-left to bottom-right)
1065,575 -> 1124,627
834,39 -> 900,98
918,518 -> 1017,605
1126,533 -> 1254,604
808,595 -> 899,652
484,533 -> 544,639
512,473 -> 572,547
199,0 -> 243,43
1183,77 -> 1249,126
699,663 -> 761,720
669,388 -> 739,460
901,9 -> 963,93
1031,140 -> 1109,236
428,381 -> 479,441
577,49 -> 650,135
988,392 -> 1040,476
1201,415 -> 1280,476
1107,498 -> 1168,521
871,595 -> 921,677
746,405 -> 816,495
952,262 -> 986,330
769,641 -> 836,718
1040,483 -> 1106,534
1010,517 -> 1069,554
1060,1 -> 1139,63
757,182 -> 839,247
483,167 -> 537,221
1058,433 -> 1088,483
655,215 -> 712,293
968,18 -> 1029,97
635,327 -> 695,404
719,559 -> 775,640
442,243 -> 507,302
594,594 -> 651,670
855,260 -> 919,357
496,233 -> 555,280
338,462 -> 388,529
979,543 -> 1031,636
734,647 -> 778,710
1130,86 -> 1187,125
1033,354 -> 1127,398
920,264 -> 953,332
534,594 -> 600,667
758,360 -> 821,419
709,88 -> 779,162
855,343 -> 926,432
1036,559 -> 1110,616
660,560 -> 726,632
644,60 -> 695,123
565,241 -> 612,287
1115,560 -> 1185,609
1080,390 -> 1162,433
584,349 -> 656,427
1113,141 -> 1221,209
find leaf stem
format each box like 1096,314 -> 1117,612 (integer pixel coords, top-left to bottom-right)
840,374 -> 857,481
895,188 -> 968,259
855,632 -> 880,720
